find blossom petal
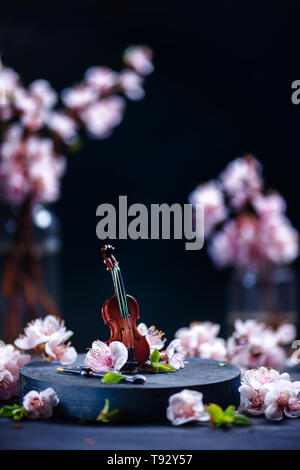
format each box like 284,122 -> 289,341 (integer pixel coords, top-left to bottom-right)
110,341 -> 128,371
265,404 -> 283,421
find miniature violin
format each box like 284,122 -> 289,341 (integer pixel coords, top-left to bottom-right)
101,245 -> 150,368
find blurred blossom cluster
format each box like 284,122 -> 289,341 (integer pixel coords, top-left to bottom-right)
189,155 -> 299,268
175,321 -> 227,361
0,341 -> 31,400
175,319 -> 296,372
227,319 -> 296,372
0,46 -> 153,205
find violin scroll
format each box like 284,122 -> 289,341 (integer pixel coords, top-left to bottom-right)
101,244 -> 117,272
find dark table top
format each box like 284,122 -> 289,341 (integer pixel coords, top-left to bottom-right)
1,368 -> 300,450
0,414 -> 300,450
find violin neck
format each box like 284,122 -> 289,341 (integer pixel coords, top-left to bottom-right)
110,265 -> 137,366
111,265 -> 131,319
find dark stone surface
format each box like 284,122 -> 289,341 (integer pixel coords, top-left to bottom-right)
0,415 -> 300,450
19,356 -> 240,422
1,367 -> 300,450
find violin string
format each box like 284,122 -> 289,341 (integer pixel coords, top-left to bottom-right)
116,266 -> 134,353
116,266 -> 134,352
113,265 -> 134,353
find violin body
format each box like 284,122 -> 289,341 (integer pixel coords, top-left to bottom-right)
100,244 -> 151,368
102,294 -> 150,366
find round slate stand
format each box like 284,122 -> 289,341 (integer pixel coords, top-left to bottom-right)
20,355 -> 240,422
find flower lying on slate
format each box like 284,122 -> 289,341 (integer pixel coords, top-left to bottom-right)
166,389 -> 251,427
0,387 -> 59,420
0,341 -> 31,400
238,367 -> 300,421
84,340 -> 128,373
14,315 -> 77,365
23,387 -> 59,419
167,389 -> 210,425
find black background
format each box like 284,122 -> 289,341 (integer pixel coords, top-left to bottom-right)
1,0 -> 300,351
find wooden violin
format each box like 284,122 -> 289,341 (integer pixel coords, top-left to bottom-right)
101,245 -> 150,368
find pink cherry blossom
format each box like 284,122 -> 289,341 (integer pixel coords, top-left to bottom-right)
238,367 -> 291,416
208,215 -> 261,268
275,323 -> 296,346
189,180 -> 227,236
13,87 -> 45,131
259,214 -> 299,265
0,48 -> 152,206
220,155 -> 263,209
198,338 -> 227,361
0,368 -> 14,400
44,337 -> 77,365
164,339 -> 187,370
264,380 -> 300,421
208,223 -> 236,268
166,389 -> 209,425
124,46 -> 154,76
233,319 -> 266,337
26,137 -> 66,203
119,70 -> 145,101
252,192 -> 286,218
209,212 -> 299,268
242,367 -> 290,388
239,367 -> 290,416
14,315 -> 77,366
287,347 -> 300,367
175,322 -> 221,357
0,343 -> 31,400
227,319 -> 289,372
0,129 -> 66,204
238,367 -> 300,421
15,315 -> 73,351
0,61 -> 20,95
29,79 -> 57,109
46,112 -> 77,141
80,96 -> 125,138
61,84 -> 97,110
138,323 -> 166,352
84,67 -> 118,93
23,387 -> 59,419
84,340 -> 128,373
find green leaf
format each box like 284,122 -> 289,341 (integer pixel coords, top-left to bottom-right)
150,349 -> 160,364
205,404 -> 224,424
0,405 -> 15,417
0,404 -> 28,421
101,372 -> 126,384
151,362 -> 176,373
224,405 -> 236,418
156,363 -> 176,372
233,414 -> 252,426
205,404 -> 234,427
96,399 -> 119,423
205,404 -> 252,428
